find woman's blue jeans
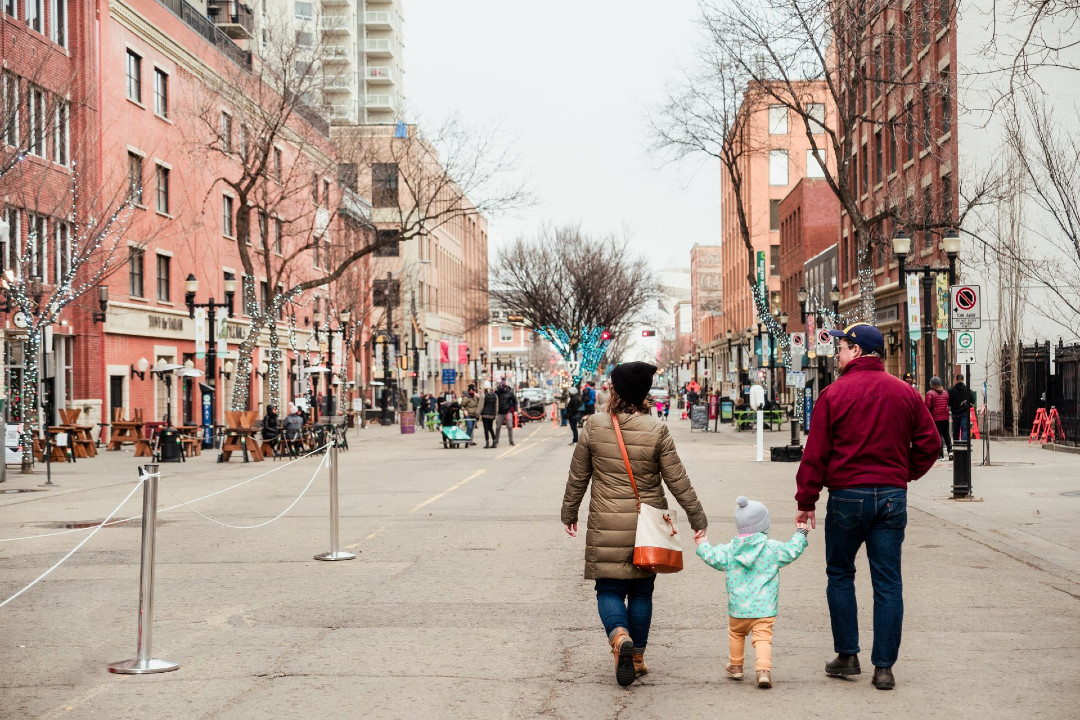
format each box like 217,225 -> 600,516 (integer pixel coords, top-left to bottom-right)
595,576 -> 655,649
824,487 -> 907,668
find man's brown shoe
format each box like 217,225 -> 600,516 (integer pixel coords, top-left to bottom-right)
872,666 -> 895,690
825,653 -> 861,676
724,663 -> 743,680
756,669 -> 772,688
609,629 -> 635,686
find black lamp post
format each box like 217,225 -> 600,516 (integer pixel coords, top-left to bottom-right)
185,272 -> 237,447
313,301 -> 351,419
479,347 -> 487,385
892,228 -> 960,389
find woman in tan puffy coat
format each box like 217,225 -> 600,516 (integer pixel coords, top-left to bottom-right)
562,361 -> 708,686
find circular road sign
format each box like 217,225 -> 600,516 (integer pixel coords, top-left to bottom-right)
958,332 -> 974,349
955,286 -> 977,311
817,329 -> 831,345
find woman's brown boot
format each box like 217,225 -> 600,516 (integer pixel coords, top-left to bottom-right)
609,629 -> 635,686
632,649 -> 648,677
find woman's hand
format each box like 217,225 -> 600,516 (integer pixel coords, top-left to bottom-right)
565,523 -> 577,537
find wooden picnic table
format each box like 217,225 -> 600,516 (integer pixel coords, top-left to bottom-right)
732,409 -> 787,431
107,421 -> 143,450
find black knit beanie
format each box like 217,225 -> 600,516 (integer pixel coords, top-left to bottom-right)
610,362 -> 657,406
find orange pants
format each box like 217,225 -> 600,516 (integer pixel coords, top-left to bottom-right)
728,616 -> 775,671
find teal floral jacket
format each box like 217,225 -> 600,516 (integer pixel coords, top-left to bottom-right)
696,532 -> 807,618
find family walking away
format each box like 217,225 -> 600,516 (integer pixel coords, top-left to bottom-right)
695,496 -> 808,688
561,361 -> 708,687
796,322 -> 941,690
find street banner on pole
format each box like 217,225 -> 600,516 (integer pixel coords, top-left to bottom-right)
756,251 -> 766,294
935,273 -> 950,340
907,275 -> 922,340
195,308 -> 206,358
215,314 -> 228,356
806,315 -> 817,358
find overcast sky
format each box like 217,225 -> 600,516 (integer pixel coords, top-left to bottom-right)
402,0 -> 722,271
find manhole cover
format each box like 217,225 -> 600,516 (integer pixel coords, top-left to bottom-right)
53,519 -> 147,529
1,488 -> 49,494
986,462 -> 1035,467
1061,490 -> 1080,498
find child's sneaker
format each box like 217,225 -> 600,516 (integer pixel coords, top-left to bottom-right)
724,663 -> 744,680
756,669 -> 772,688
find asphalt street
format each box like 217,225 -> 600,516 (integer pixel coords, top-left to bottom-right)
1,416 -> 1078,719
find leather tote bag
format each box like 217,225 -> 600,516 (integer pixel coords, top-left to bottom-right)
610,413 -> 683,573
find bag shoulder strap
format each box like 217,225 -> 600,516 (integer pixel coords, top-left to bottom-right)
610,413 -> 640,505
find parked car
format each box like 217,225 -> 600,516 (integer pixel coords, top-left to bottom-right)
518,388 -> 547,407
649,387 -> 670,403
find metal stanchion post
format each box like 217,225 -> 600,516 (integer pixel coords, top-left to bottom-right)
755,409 -> 764,462
108,464 -> 179,674
952,440 -> 972,499
314,441 -> 355,561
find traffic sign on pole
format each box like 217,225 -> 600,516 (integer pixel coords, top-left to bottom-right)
955,330 -> 976,365
950,285 -> 982,329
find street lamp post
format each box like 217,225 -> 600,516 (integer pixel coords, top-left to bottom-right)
185,272 -> 237,448
893,228 -> 968,498
892,228 -> 960,389
381,271 -> 394,426
313,301 -> 351,419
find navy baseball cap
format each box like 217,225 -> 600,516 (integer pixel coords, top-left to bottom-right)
829,322 -> 885,354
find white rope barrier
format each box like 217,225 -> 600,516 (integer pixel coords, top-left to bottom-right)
159,448 -> 328,530
0,443 -> 330,543
0,473 -> 147,609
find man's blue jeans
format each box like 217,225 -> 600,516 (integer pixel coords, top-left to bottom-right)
824,487 -> 907,668
595,576 -> 655,649
952,411 -> 969,442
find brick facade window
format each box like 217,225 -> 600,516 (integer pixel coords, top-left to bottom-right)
156,253 -> 170,301
154,69 -> 168,118
155,164 -> 169,214
129,248 -> 144,297
126,50 -> 142,103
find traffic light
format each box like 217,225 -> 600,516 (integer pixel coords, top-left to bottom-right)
641,330 -> 656,337
398,354 -> 409,370
600,329 -> 612,341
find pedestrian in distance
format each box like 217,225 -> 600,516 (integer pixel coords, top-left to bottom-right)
493,381 -> 518,447
460,384 -> 479,446
948,373 -> 973,442
565,386 -> 582,445
558,385 -> 570,426
562,361 -> 709,687
581,381 -> 597,417
479,382 -> 498,448
261,404 -> 281,443
925,376 -> 953,460
696,496 -> 809,688
902,372 -> 917,390
795,322 -> 940,690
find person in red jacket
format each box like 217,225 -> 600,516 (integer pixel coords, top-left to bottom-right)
925,376 -> 952,460
795,322 -> 940,691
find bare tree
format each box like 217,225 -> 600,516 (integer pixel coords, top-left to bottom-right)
2,151 -> 148,471
489,226 -> 658,377
663,0 -> 994,322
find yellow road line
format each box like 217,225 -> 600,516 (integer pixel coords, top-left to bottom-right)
410,469 -> 486,513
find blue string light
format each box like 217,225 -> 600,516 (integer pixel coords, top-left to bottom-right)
536,325 -> 612,385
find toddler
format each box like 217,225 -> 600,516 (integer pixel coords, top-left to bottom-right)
695,496 -> 808,688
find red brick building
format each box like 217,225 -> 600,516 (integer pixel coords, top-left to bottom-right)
778,178 -> 841,324
837,2 -> 958,383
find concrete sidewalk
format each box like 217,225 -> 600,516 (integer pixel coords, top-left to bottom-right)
0,416 -> 1077,719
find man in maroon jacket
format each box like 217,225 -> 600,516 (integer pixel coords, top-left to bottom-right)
795,323 -> 940,691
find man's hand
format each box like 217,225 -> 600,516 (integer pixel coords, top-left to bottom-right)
795,510 -> 816,529
565,523 -> 577,537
